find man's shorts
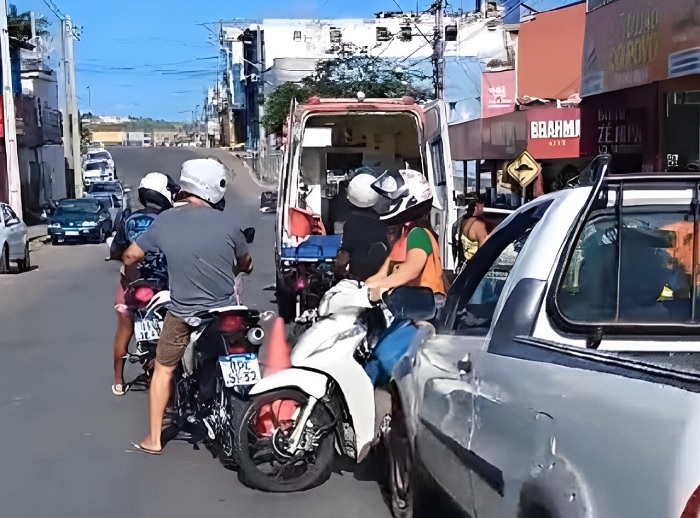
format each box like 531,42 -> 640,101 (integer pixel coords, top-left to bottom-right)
156,312 -> 192,368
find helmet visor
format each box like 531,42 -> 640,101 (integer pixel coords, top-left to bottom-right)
371,170 -> 407,201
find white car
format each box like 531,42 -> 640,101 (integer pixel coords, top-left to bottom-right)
82,149 -> 115,171
0,202 -> 29,274
83,159 -> 116,186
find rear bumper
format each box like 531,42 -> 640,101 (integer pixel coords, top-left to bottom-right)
48,227 -> 101,239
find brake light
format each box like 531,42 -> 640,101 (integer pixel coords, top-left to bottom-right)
219,313 -> 246,333
133,287 -> 155,306
682,485 -> 700,517
294,277 -> 307,291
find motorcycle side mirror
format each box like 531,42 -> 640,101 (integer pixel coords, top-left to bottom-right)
383,286 -> 436,320
242,227 -> 256,243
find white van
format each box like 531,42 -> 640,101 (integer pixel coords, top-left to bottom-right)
274,94 -> 456,320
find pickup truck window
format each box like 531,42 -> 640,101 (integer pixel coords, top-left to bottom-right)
446,199 -> 553,333
455,230 -> 531,331
558,202 -> 699,326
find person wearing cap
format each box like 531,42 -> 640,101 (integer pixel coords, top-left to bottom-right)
333,171 -> 389,281
122,157 -> 253,456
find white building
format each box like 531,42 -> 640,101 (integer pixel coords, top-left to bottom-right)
219,3 -> 510,149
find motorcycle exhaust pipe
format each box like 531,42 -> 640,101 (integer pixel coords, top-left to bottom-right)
247,327 -> 265,346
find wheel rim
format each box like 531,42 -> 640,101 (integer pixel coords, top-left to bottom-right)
241,393 -> 328,483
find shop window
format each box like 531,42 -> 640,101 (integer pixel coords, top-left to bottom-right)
445,25 -> 458,42
376,27 -> 391,42
293,30 -> 302,42
665,91 -> 700,171
558,189 -> 700,326
399,25 -> 412,42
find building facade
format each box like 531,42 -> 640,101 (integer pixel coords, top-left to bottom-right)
580,0 -> 700,173
219,4 -> 511,151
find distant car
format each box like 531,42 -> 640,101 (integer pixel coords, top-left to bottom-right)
83,160 -> 116,186
83,150 -> 115,170
48,198 -> 112,244
85,181 -> 131,218
0,202 -> 29,273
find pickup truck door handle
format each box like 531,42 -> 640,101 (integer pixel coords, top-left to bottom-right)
457,359 -> 472,375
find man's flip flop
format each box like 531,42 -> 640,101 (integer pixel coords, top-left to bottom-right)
131,443 -> 162,456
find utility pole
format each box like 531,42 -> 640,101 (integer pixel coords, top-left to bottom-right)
0,0 -> 22,215
431,0 -> 445,100
64,16 -> 81,197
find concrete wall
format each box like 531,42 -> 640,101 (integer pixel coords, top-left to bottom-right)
91,131 -> 125,147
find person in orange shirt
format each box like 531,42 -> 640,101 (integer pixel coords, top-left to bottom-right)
365,169 -> 447,302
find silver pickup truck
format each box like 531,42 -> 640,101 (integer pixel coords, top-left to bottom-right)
387,155 -> 700,518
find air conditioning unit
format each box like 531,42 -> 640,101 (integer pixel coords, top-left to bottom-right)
669,48 -> 700,79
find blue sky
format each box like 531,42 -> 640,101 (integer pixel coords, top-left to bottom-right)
16,0 -> 432,121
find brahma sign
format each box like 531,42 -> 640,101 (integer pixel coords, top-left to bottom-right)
527,108 -> 581,159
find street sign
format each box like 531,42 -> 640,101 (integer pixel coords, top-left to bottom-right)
507,150 -> 541,189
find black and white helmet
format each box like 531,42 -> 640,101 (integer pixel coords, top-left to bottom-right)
138,172 -> 180,209
371,169 -> 432,223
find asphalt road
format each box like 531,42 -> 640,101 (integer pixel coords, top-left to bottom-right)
0,147 -> 391,518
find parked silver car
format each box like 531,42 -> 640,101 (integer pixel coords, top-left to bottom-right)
0,202 -> 29,274
388,156 -> 700,518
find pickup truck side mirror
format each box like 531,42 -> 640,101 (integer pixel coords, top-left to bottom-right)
384,286 -> 436,320
242,227 -> 255,244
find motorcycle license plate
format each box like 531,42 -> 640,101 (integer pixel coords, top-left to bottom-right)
134,316 -> 160,342
218,353 -> 261,388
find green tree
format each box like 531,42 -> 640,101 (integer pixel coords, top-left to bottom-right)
301,55 -> 431,100
261,81 -> 311,135
7,4 -> 51,42
262,56 -> 431,136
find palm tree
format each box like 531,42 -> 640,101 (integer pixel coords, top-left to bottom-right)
7,4 -> 51,42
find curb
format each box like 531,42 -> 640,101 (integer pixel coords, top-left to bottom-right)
234,155 -> 277,190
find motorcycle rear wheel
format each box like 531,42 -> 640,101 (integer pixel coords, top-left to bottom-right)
235,389 -> 335,492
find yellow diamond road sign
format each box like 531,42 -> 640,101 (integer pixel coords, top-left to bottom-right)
507,150 -> 542,189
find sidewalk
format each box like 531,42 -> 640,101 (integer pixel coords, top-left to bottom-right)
28,224 -> 47,242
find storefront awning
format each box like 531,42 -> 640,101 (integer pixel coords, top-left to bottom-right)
449,106 -> 581,161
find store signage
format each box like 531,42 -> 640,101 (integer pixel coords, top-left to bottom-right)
481,70 -> 516,119
596,108 -> 642,154
526,108 -> 581,159
530,119 -> 580,140
582,0 -> 700,96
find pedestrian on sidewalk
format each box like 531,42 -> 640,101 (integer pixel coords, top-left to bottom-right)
123,158 -> 253,455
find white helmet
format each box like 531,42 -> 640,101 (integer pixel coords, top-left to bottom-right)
138,172 -> 179,209
347,173 -> 380,208
179,158 -> 229,206
371,169 -> 432,223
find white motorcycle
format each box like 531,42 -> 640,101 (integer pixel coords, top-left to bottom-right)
234,279 -> 436,492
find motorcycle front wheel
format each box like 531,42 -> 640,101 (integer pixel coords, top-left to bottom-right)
235,389 -> 335,492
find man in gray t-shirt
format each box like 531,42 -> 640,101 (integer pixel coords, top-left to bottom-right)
123,158 -> 253,456
135,205 -> 251,322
